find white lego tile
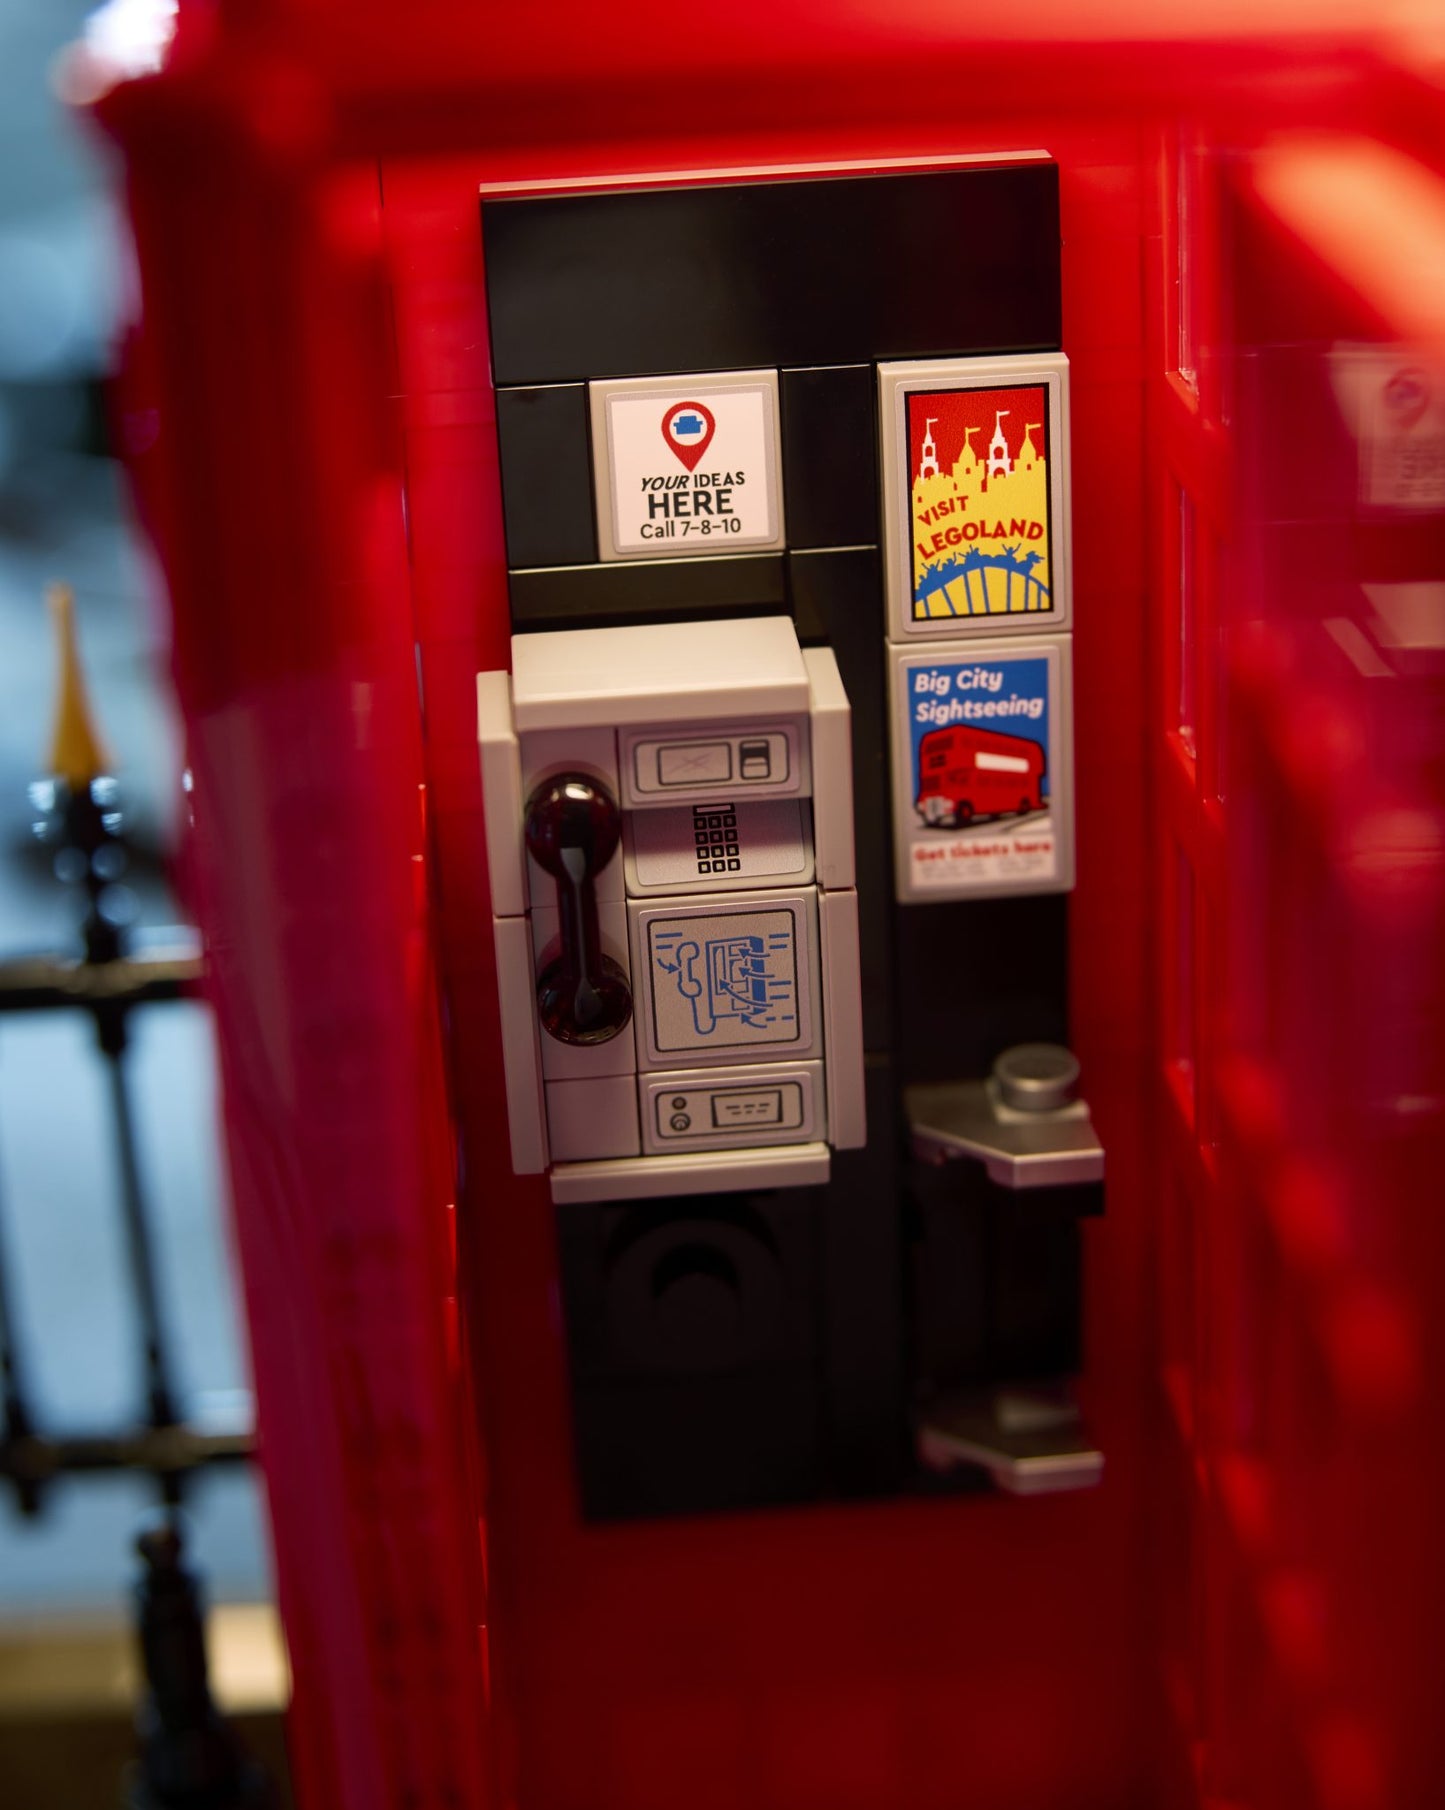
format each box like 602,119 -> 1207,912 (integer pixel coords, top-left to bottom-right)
622,797 -> 813,898
589,368 -> 785,563
803,645 -> 855,890
618,715 -> 810,808
819,888 -> 867,1149
878,352 -> 1072,644
477,671 -> 525,919
531,897 -> 638,1080
888,635 -> 1075,903
545,1076 -> 641,1164
519,726 -> 624,906
510,617 -> 811,730
640,1062 -> 824,1155
628,888 -> 821,1073
550,1143 -> 830,1205
492,916 -> 547,1174
519,725 -> 619,797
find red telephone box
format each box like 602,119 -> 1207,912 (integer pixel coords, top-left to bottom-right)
82,7 -> 1445,1808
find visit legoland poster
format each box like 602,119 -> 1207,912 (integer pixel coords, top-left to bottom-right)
906,384 -> 1055,622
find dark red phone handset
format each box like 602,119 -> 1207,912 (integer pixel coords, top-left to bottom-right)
524,774 -> 633,1045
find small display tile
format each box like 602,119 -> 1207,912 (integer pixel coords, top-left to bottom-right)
878,353 -> 1071,643
590,368 -> 785,562
889,636 -> 1074,902
619,718 -> 808,808
639,1061 -> 824,1154
628,888 -> 821,1071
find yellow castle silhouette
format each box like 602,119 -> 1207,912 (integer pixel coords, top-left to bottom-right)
911,411 -> 1050,620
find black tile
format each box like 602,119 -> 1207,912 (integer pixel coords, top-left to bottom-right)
893,894 -> 1069,1087
556,1193 -> 822,1520
818,1057 -> 909,1496
988,1201 -> 1082,1381
511,553 -> 787,631
495,384 -> 596,569
568,1372 -> 822,1521
909,1159 -> 991,1390
483,165 -> 1061,385
780,366 -> 878,551
908,1158 -> 1083,1392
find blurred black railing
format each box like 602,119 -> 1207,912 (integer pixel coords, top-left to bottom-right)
0,925 -> 255,1515
0,723 -> 254,1517
0,584 -> 275,1804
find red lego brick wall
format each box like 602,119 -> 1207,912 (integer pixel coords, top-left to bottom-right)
93,11 -> 1445,1809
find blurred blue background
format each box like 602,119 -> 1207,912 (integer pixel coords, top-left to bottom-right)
0,1 -> 272,1612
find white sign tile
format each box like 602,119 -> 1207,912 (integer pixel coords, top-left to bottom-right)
1328,345 -> 1445,512
889,635 -> 1075,902
590,369 -> 785,561
879,353 -> 1072,643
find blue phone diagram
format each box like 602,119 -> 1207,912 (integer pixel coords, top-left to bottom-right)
675,932 -> 786,1034
649,909 -> 800,1048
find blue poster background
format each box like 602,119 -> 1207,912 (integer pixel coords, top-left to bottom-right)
906,654 -> 1052,804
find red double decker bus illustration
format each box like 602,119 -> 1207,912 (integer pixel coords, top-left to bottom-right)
915,724 -> 1046,827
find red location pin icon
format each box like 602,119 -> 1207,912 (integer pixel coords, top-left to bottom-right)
1383,367 -> 1430,434
662,400 -> 716,472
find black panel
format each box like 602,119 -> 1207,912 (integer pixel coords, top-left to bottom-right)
988,1201 -> 1082,1381
818,1057 -> 909,1496
483,166 -> 1061,385
511,553 -> 787,631
557,1193 -> 821,1520
909,1160 -> 1084,1393
487,165 -> 1082,1525
894,895 -> 1069,1087
780,365 -> 879,551
909,1161 -> 990,1389
495,385 -> 596,568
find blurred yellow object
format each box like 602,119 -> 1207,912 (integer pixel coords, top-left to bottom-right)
45,582 -> 112,788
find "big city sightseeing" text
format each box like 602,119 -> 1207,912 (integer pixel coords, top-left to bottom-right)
912,665 -> 1044,724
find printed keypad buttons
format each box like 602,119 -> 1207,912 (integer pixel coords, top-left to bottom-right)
623,797 -> 814,897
